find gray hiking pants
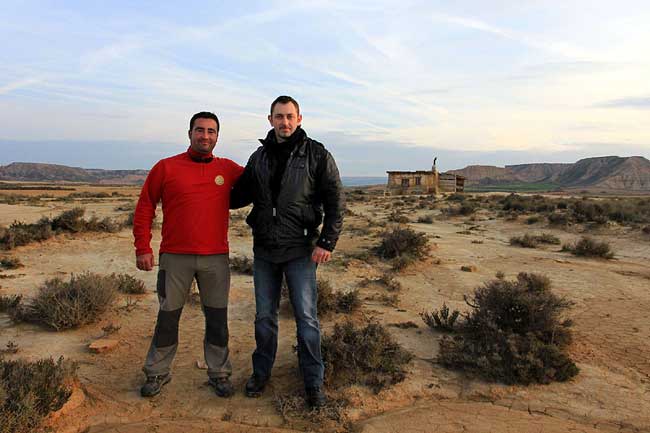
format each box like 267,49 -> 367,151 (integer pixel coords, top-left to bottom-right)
143,253 -> 232,379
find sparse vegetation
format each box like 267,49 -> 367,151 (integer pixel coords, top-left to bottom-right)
509,233 -> 561,248
0,357 -> 77,433
421,303 -> 461,332
433,273 -> 578,385
115,273 -> 147,294
0,257 -> 23,270
230,255 -> 254,275
562,236 -> 615,259
317,279 -> 361,315
0,207 -> 123,250
322,321 -> 413,393
416,214 -> 434,224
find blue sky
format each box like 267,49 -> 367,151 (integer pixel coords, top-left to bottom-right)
1,1 -> 649,175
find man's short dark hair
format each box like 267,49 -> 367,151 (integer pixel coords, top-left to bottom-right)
270,96 -> 300,116
189,112 -> 220,132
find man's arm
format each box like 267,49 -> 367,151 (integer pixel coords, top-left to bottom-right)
313,149 -> 345,263
230,154 -> 255,209
133,161 -> 164,271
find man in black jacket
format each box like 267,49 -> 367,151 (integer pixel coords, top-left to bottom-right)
231,95 -> 344,408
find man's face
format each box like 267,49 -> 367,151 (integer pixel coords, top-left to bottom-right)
268,102 -> 302,142
188,118 -> 218,154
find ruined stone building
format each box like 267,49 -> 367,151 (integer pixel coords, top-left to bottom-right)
386,158 -> 465,195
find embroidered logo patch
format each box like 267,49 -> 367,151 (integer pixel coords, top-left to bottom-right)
215,175 -> 225,186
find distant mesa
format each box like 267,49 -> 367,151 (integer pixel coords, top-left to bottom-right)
448,156 -> 650,192
0,162 -> 148,184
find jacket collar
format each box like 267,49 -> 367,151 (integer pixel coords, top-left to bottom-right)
259,127 -> 307,156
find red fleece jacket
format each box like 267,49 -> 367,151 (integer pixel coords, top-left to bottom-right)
133,149 -> 244,256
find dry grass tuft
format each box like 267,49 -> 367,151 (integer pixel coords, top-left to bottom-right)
562,236 -> 614,259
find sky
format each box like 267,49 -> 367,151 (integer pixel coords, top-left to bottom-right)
1,0 -> 649,175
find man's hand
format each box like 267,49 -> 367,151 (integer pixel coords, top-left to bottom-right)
311,246 -> 331,264
136,253 -> 154,271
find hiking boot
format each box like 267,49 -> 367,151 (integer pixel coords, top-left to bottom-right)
140,374 -> 171,397
244,374 -> 268,397
306,386 -> 326,409
208,377 -> 234,398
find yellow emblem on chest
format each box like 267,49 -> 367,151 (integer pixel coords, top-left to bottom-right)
215,175 -> 225,186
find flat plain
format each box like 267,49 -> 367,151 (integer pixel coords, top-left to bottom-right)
1,185 -> 649,433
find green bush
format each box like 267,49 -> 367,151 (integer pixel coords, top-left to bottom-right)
14,272 -> 118,330
322,321 -> 412,393
0,357 -> 77,433
562,236 -> 614,259
435,273 -> 578,385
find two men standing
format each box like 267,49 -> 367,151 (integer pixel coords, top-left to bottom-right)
133,96 -> 344,409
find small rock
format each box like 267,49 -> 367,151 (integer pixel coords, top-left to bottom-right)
88,339 -> 119,353
196,359 -> 208,370
461,265 -> 478,272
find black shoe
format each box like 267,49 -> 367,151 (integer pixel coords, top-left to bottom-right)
306,386 -> 326,409
140,374 -> 171,397
244,374 -> 268,397
208,377 -> 234,398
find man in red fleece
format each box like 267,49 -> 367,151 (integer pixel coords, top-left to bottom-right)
133,112 -> 243,398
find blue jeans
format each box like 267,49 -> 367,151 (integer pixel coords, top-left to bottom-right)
252,255 -> 323,388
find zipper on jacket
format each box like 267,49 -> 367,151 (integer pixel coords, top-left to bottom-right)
273,207 -> 277,217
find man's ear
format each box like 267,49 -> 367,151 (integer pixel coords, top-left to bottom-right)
188,130 -> 192,140
297,114 -> 303,125
268,114 -> 272,125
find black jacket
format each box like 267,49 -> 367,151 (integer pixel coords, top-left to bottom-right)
231,128 -> 344,259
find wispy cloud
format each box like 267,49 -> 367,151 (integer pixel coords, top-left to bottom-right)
0,77 -> 43,95
597,96 -> 650,109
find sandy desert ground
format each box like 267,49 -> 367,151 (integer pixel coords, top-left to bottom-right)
1,186 -> 649,433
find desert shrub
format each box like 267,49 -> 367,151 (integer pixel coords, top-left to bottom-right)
436,273 -> 578,385
378,273 -> 402,291
509,233 -> 561,248
15,272 -> 118,330
374,227 -> 428,260
0,219 -> 53,250
0,208 -> 123,250
317,279 -> 360,315
0,357 -> 77,433
83,216 -> 121,233
421,303 -> 460,332
548,212 -> 569,226
50,207 -> 86,232
388,211 -> 410,224
417,214 -> 434,224
334,290 -> 361,313
115,273 -> 147,294
390,254 -> 416,271
0,294 -> 22,313
322,321 -> 413,393
0,257 -> 23,270
509,234 -> 539,248
526,216 -> 540,225
562,236 -> 614,259
230,255 -> 254,275
643,225 -> 650,235
446,193 -> 466,202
